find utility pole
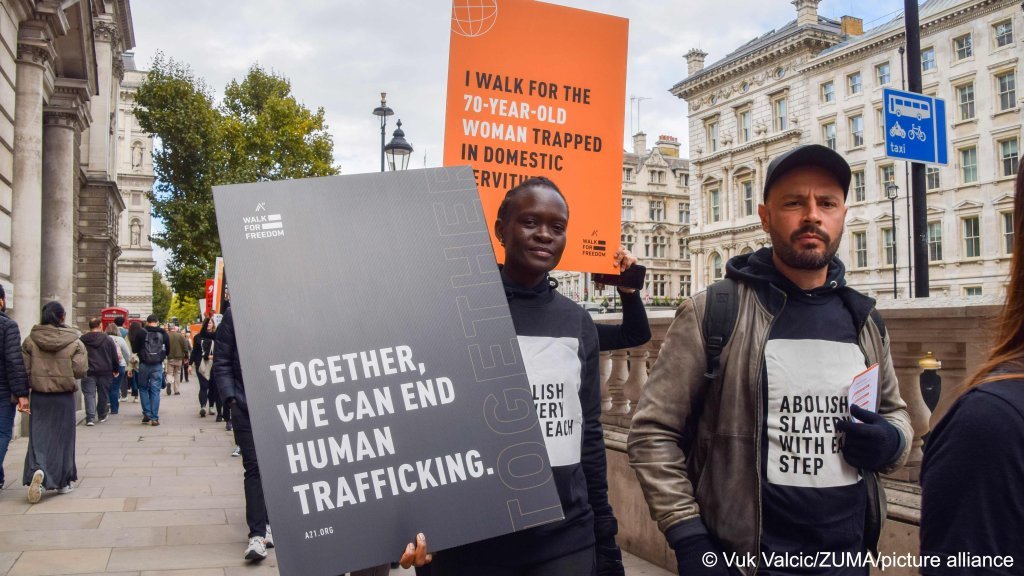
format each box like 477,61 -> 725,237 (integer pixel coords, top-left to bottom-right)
905,0 -> 929,297
899,45 -> 913,296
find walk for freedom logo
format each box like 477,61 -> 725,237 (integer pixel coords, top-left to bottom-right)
243,202 -> 284,240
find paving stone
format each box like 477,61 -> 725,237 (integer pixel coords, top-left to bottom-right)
0,526 -> 165,550
100,509 -> 227,528
136,495 -> 244,511
166,524 -> 249,546
0,511 -> 103,532
141,570 -> 225,576
107,543 -> 256,571
104,484 -> 212,498
25,496 -> 126,514
8,547 -> 111,575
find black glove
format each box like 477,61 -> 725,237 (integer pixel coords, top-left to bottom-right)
595,537 -> 625,576
672,533 -> 733,575
836,404 -> 902,471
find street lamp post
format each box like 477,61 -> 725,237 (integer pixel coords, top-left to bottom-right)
887,183 -> 900,298
372,93 -> 394,173
384,120 -> 414,171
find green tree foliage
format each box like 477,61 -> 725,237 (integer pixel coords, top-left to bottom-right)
168,294 -> 200,326
152,270 -> 172,322
134,52 -> 338,296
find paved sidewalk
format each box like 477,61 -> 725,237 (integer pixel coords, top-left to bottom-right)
0,380 -> 672,576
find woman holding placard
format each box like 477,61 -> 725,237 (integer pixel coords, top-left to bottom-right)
401,177 -> 625,576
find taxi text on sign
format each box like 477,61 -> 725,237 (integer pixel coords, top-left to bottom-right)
883,88 -> 948,165
443,0 -> 628,274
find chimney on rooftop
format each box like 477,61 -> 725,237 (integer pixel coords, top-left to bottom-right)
633,132 -> 647,156
792,0 -> 821,27
655,135 -> 680,158
841,15 -> 863,36
685,49 -> 708,75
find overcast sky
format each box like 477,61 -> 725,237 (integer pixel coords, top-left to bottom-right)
133,0 -> 903,273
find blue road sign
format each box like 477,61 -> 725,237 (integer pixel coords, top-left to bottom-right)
884,88 -> 948,165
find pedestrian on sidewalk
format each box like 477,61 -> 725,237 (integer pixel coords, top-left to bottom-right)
0,285 -> 30,490
113,315 -> 128,339
21,301 -> 87,502
214,302 -> 273,562
126,322 -> 142,401
80,318 -> 119,426
132,315 -> 169,426
166,326 -> 189,396
190,316 -> 217,418
105,323 -> 130,414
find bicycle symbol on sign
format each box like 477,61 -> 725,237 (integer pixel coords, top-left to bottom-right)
908,125 -> 927,142
889,122 -> 906,139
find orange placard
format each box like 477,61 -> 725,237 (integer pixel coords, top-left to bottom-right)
443,0 -> 627,274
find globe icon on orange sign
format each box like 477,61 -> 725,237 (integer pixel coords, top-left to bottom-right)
451,0 -> 498,38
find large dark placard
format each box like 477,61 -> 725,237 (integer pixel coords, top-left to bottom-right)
213,167 -> 563,576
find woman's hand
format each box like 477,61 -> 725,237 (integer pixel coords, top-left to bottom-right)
399,533 -> 432,569
613,247 -> 638,295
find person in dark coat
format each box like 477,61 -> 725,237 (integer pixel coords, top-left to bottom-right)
0,284 -> 30,488
80,318 -> 120,426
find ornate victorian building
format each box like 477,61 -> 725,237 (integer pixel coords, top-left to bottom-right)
0,0 -> 136,331
115,52 -> 155,318
674,0 -> 1019,298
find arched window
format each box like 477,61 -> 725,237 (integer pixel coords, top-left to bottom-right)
710,252 -> 723,281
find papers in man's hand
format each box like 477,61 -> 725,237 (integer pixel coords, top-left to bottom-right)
848,363 -> 879,422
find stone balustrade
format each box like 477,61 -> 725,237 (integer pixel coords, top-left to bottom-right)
594,296 -> 1003,574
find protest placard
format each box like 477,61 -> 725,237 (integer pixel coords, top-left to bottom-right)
444,0 -> 628,274
213,167 -> 562,575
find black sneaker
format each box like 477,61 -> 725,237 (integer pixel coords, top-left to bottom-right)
142,416 -> 151,424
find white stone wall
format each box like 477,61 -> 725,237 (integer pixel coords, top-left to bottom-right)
804,0 -> 1020,299
0,3 -> 17,301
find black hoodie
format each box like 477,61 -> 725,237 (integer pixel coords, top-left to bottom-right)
80,331 -> 119,378
729,248 -> 869,575
441,271 -> 616,567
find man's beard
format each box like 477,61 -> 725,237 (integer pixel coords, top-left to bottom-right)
769,224 -> 842,270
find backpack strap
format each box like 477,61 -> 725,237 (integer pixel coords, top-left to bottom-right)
703,278 -> 739,385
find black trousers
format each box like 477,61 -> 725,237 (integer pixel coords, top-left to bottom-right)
231,404 -> 268,538
431,546 -> 595,576
197,372 -> 211,407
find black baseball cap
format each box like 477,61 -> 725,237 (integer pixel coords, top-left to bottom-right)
763,144 -> 851,200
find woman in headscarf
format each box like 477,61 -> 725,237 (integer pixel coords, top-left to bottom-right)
21,301 -> 88,503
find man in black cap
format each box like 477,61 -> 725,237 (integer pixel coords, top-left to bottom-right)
628,144 -> 911,575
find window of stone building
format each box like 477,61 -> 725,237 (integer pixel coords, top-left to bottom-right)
737,109 -> 752,143
652,274 -> 669,297
954,34 -> 973,60
927,221 -> 943,261
963,216 -> 981,258
848,72 -> 862,95
955,82 -> 976,121
926,166 -> 941,190
960,147 -> 978,184
678,237 -> 690,260
996,71 -> 1016,111
709,188 -> 721,222
622,233 -> 635,253
679,172 -> 689,187
921,48 -> 936,72
876,62 -> 891,86
680,275 -> 692,297
853,170 -> 866,202
875,107 -> 885,143
679,202 -> 690,224
821,81 -> 835,103
999,137 -> 1019,177
882,227 -> 896,266
623,167 -> 633,182
707,120 -> 720,152
644,235 -> 652,257
710,253 -> 724,281
822,122 -> 837,150
741,180 -> 755,216
650,200 -> 665,221
1003,212 -> 1015,254
879,164 -> 896,190
849,115 -> 864,148
852,231 -> 867,268
994,20 -> 1014,48
964,286 -> 983,297
653,236 -> 668,258
622,198 -> 633,220
772,96 -> 788,131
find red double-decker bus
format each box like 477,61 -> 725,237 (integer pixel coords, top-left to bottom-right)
100,307 -> 143,331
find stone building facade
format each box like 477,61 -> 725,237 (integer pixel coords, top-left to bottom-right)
114,52 -> 154,318
674,0 -> 1019,298
0,0 -> 135,331
553,132 -> 691,306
